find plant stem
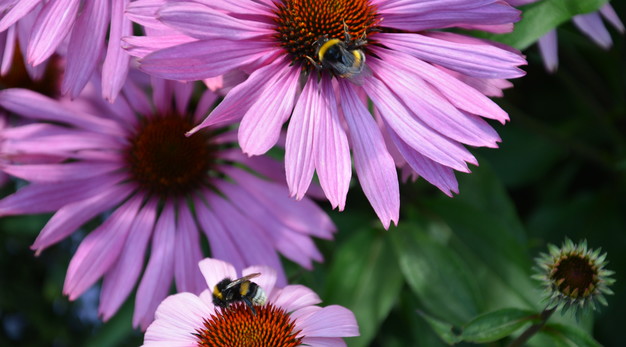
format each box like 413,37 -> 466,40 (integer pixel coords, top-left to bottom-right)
507,307 -> 556,347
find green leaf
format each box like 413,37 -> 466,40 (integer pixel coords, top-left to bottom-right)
460,308 -> 537,343
483,0 -> 610,50
323,229 -> 404,347
425,162 -> 540,310
391,224 -> 482,324
417,310 -> 462,345
540,323 -> 602,347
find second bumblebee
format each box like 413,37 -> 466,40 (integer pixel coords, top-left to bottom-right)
212,273 -> 267,315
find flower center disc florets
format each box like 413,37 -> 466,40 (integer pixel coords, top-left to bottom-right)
274,0 -> 378,68
127,115 -> 214,197
195,302 -> 303,347
551,254 -> 597,299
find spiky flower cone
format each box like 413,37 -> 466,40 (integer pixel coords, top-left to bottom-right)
533,239 -> 615,315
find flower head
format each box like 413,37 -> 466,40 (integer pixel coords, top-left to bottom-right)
127,0 -> 527,228
0,0 -> 132,99
144,258 -> 359,346
0,76 -> 334,329
533,239 -> 615,315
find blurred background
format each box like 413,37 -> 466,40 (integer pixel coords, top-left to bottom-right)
1,1 -> 624,346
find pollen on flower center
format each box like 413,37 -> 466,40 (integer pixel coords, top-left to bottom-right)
194,302 -> 303,347
274,0 -> 379,68
126,115 -> 214,197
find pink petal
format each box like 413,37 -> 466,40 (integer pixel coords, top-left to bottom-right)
600,4 -> 624,33
122,34 -> 196,59
143,293 -> 209,346
197,258 -> 237,290
102,0 -> 132,102
299,337 -> 347,347
314,76 -> 351,211
27,0 -> 80,66
271,284 -> 321,312
194,195 -> 247,273
173,201 -> 205,294
62,0 -> 108,98
158,2 -> 272,40
186,58 -> 286,135
224,167 -> 335,239
297,305 -> 359,338
285,76 -> 319,200
3,162 -> 121,183
100,197 -> 157,321
134,201 -> 176,330
387,130 -> 459,195
362,75 -> 474,172
338,80 -> 399,228
538,30 -> 558,73
0,0 -> 40,32
238,63 -> 299,155
125,0 -> 169,31
379,32 -> 526,79
30,179 -> 132,253
63,195 -> 143,300
0,89 -> 123,135
139,38 -> 273,80
573,11 -> 613,49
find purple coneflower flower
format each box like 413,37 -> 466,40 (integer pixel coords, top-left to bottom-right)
143,258 -> 358,347
509,1 -> 624,72
0,77 -> 334,329
0,0 -> 132,99
126,0 -> 527,228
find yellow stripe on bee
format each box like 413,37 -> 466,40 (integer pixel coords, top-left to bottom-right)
212,286 -> 223,299
318,38 -> 341,61
239,281 -> 250,296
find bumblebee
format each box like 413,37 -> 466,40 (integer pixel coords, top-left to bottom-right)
308,23 -> 370,84
212,273 -> 267,315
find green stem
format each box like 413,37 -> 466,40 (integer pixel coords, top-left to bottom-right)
507,307 -> 556,347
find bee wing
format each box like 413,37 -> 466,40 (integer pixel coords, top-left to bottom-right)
224,273 -> 261,290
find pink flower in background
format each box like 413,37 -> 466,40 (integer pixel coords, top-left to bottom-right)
0,77 -> 334,329
0,0 -> 131,99
143,258 -> 359,346
508,1 -> 624,72
126,0 -> 527,228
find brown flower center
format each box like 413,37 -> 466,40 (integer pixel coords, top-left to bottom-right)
551,254 -> 597,298
274,0 -> 378,68
195,302 -> 303,347
126,115 -> 215,198
0,44 -> 61,98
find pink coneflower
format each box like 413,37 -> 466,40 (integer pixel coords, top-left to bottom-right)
0,77 -> 334,329
509,1 -> 624,72
0,0 -> 132,99
143,258 -> 358,347
126,0 -> 527,228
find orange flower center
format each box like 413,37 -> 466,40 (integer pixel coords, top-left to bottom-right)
194,302 -> 303,347
273,0 -> 379,68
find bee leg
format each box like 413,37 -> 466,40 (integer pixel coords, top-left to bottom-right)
342,19 -> 352,42
242,297 -> 257,316
305,55 -> 322,70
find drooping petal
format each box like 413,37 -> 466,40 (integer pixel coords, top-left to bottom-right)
102,0 -> 131,101
26,0 -> 80,66
573,11 -> 613,49
62,0 -> 108,98
173,200 -> 205,294
63,195 -> 143,300
338,80 -> 399,228
2,162 -> 122,183
537,30 -> 558,73
238,62 -> 299,155
0,0 -> 40,33
134,201 -> 176,330
158,2 -> 273,40
315,76 -> 351,210
99,197 -> 157,321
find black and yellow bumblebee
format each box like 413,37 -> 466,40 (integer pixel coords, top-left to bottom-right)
308,22 -> 371,84
212,273 -> 267,315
